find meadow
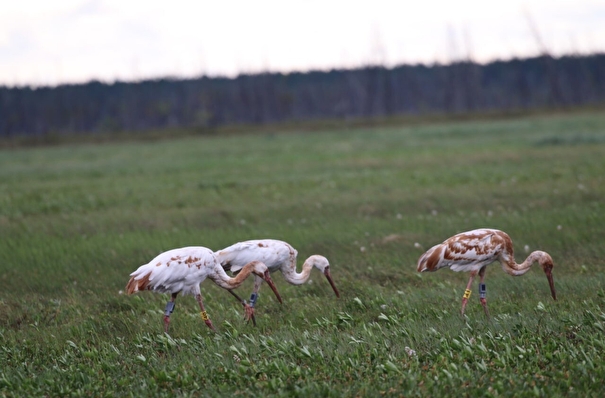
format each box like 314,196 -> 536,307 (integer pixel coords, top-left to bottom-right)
1,111 -> 604,397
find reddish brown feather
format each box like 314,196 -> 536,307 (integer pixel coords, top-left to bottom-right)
424,245 -> 444,271
125,271 -> 152,294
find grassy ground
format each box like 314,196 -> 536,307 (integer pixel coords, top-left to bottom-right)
1,111 -> 604,396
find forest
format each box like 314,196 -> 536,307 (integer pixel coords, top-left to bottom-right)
1,54 -> 604,136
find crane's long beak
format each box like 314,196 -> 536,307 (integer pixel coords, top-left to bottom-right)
263,270 -> 283,304
544,266 -> 557,300
324,267 -> 340,298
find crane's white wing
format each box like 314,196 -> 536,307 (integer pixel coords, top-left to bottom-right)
127,247 -> 216,295
216,239 -> 296,273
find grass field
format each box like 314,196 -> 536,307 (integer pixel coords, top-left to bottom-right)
1,111 -> 605,397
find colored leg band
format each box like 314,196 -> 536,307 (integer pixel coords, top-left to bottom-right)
479,283 -> 486,299
200,311 -> 209,321
164,301 -> 175,316
463,289 -> 472,299
249,293 -> 258,308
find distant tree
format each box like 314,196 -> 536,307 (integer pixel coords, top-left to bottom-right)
1,54 -> 604,137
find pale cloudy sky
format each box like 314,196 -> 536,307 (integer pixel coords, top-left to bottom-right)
1,0 -> 604,87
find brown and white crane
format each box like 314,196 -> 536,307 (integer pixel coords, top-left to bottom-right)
417,229 -> 557,316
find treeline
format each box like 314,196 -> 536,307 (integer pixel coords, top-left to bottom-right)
1,54 -> 604,136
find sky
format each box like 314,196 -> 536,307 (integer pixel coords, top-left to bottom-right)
1,0 -> 604,87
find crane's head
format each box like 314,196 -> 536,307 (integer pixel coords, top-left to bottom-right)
536,251 -> 557,301
309,255 -> 340,298
251,261 -> 283,304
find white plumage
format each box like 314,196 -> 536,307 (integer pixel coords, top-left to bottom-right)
127,247 -> 217,295
215,239 -> 340,312
126,246 -> 283,332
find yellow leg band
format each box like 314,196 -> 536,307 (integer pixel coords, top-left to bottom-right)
463,289 -> 472,299
200,311 -> 209,321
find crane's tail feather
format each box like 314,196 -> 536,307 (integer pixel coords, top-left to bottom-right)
416,244 -> 443,272
125,271 -> 152,294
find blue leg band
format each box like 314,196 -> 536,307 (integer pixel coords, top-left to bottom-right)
479,283 -> 486,299
164,301 -> 175,316
249,293 -> 259,307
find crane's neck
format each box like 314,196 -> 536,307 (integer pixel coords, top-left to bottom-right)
500,251 -> 545,276
281,257 -> 314,285
210,263 -> 255,289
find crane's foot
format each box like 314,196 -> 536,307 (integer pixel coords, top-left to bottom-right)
204,319 -> 217,332
480,298 -> 490,318
163,315 -> 171,333
243,303 -> 257,327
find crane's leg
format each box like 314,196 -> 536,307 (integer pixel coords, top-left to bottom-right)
194,293 -> 216,332
227,289 -> 256,326
478,266 -> 490,318
164,293 -> 178,333
247,277 -> 263,311
461,271 -> 477,316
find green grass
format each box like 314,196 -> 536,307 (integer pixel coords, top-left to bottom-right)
1,111 -> 605,396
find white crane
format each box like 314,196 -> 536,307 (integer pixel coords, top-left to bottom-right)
215,239 -> 340,322
126,246 -> 283,332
